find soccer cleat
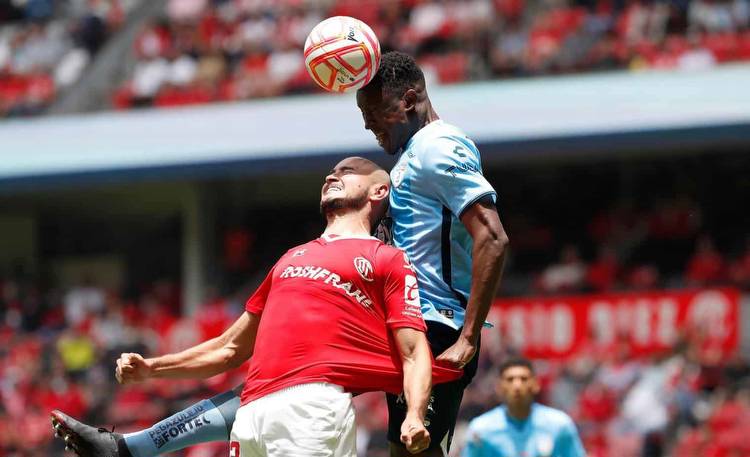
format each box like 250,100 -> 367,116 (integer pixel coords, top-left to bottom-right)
50,410 -> 122,457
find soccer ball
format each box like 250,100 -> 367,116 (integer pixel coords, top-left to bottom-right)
304,16 -> 381,93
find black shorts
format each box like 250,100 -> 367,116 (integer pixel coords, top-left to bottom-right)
386,321 -> 480,453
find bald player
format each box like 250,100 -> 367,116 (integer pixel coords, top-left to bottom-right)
52,157 -> 461,457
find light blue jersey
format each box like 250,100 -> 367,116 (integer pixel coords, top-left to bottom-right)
463,404 -> 586,457
389,120 -> 496,330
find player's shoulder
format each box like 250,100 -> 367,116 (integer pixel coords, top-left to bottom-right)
468,406 -> 506,432
321,235 -> 398,260
436,120 -> 472,139
287,239 -> 318,252
533,403 -> 576,430
427,121 -> 472,146
280,239 -> 319,257
373,242 -> 409,264
415,121 -> 480,166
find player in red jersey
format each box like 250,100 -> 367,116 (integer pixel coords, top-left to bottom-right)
52,157 -> 460,457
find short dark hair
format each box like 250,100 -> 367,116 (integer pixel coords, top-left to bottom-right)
498,357 -> 535,376
368,51 -> 425,98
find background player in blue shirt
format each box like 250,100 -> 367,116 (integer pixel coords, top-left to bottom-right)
50,52 -> 509,457
463,358 -> 586,457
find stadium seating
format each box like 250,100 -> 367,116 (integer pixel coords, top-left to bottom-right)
110,0 -> 750,110
2,193 -> 749,455
0,0 -> 143,117
4,0 -> 749,116
2,2 -> 749,456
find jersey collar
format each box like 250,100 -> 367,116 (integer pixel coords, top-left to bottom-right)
402,119 -> 444,154
320,234 -> 379,242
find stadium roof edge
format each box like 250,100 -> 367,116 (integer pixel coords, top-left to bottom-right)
0,64 -> 748,191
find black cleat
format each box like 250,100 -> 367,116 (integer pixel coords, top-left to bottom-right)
50,410 -> 123,457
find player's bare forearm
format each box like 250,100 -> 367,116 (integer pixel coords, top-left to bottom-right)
146,341 -> 239,380
460,199 -> 509,345
394,327 -> 432,421
146,311 -> 258,380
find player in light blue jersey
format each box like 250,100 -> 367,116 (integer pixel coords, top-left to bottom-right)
356,51 -> 509,456
386,115 -> 496,329
51,52 -> 508,457
463,358 -> 586,457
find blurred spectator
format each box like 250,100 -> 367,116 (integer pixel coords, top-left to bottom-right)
677,35 -> 717,70
538,244 -> 587,293
648,197 -> 702,242
618,0 -> 670,46
63,278 -> 106,327
728,237 -> 750,288
620,356 -> 678,440
689,0 -> 750,33
56,326 -> 97,375
596,340 -> 641,397
589,202 -> 648,262
587,245 -> 620,291
168,0 -> 208,23
685,235 -> 727,286
625,264 -> 661,289
576,380 -> 617,436
490,18 -> 529,76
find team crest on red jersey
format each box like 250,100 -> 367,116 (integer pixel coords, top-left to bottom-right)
353,257 -> 374,282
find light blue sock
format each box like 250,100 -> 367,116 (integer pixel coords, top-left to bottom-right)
122,388 -> 241,457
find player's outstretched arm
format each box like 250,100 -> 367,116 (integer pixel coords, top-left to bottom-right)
116,311 -> 260,383
437,198 -> 508,368
394,327 -> 432,454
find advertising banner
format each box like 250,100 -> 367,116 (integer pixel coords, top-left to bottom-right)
488,288 -> 740,359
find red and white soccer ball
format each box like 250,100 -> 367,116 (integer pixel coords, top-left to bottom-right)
304,16 -> 381,93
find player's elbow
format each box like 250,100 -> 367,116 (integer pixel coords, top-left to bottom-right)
224,353 -> 242,370
222,345 -> 251,370
484,226 -> 509,257
496,229 -> 509,252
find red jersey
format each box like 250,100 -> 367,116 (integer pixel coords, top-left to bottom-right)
240,235 -> 461,404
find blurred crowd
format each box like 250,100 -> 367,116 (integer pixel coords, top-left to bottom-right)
1,192 -> 749,456
519,203 -> 750,296
488,187 -> 750,306
531,233 -> 750,294
1,272 -> 748,456
0,276 -> 245,456
0,0 -> 141,117
3,0 -> 750,116
112,0 -> 750,109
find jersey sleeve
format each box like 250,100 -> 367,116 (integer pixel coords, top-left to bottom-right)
556,417 -> 586,457
422,137 -> 497,218
244,262 -> 278,316
379,248 -> 427,331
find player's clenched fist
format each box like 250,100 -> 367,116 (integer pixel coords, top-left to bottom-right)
400,416 -> 430,454
115,353 -> 152,384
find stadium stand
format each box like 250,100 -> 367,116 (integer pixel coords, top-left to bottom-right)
0,0 -> 144,117
2,175 -> 749,455
110,0 -> 750,109
3,0 -> 750,116
1,1 -> 749,457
